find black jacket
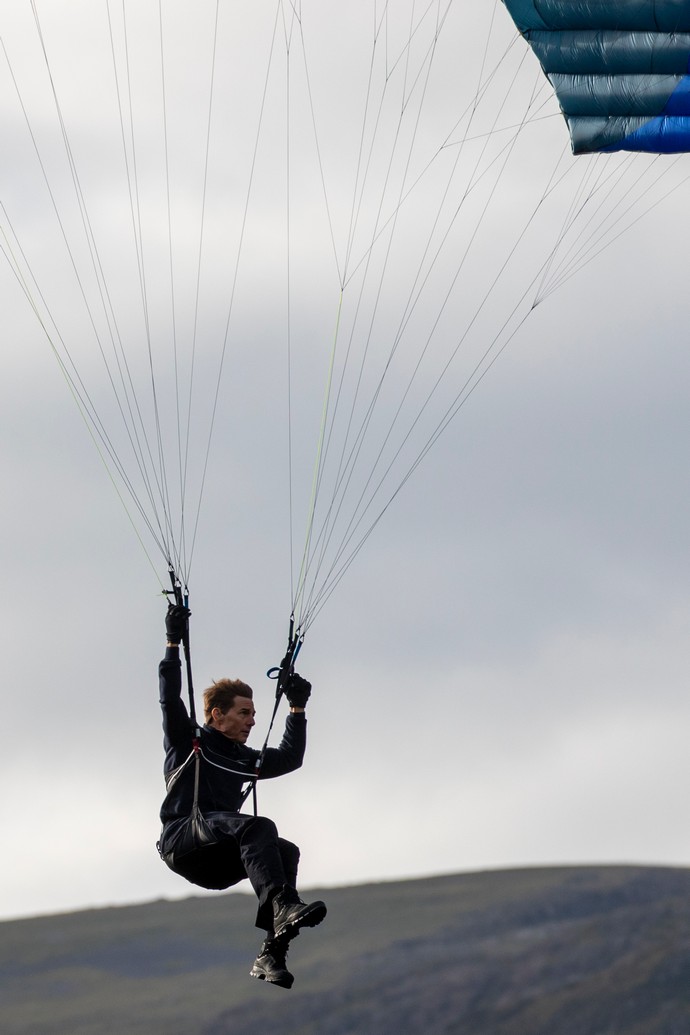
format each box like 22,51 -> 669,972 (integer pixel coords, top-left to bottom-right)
158,647 -> 306,824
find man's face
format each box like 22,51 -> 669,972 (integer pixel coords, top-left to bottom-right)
213,697 -> 256,742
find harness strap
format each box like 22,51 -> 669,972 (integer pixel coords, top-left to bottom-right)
239,617 -> 304,814
168,569 -> 199,730
239,687 -> 283,813
191,735 -> 201,813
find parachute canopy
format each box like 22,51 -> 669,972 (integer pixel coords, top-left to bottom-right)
502,0 -> 690,153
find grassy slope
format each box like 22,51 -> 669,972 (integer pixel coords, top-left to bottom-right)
1,865 -> 689,1035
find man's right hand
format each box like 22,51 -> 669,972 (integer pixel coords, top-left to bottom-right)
284,673 -> 311,709
165,603 -> 191,645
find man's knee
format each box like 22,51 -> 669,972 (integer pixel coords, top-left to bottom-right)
240,815 -> 279,846
278,837 -> 300,870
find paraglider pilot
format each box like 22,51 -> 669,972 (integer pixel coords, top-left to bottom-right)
157,604 -> 326,989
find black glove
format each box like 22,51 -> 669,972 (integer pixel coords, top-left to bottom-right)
284,673 -> 311,709
165,603 -> 190,645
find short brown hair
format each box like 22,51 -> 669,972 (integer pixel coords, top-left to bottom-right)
203,678 -> 253,724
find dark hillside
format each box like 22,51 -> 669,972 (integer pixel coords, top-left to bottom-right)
1,865 -> 689,1035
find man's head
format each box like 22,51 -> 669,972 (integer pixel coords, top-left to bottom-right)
203,678 -> 256,742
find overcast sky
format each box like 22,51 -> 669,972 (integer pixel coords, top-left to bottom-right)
1,0 -> 689,923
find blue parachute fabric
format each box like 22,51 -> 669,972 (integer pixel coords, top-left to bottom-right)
502,0 -> 690,153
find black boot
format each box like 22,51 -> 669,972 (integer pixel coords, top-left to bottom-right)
272,886 -> 327,941
250,936 -> 294,989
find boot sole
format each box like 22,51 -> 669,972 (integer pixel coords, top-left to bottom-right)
250,965 -> 294,989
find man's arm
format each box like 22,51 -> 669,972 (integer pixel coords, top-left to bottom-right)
159,620 -> 193,763
258,710 -> 307,779
258,673 -> 312,778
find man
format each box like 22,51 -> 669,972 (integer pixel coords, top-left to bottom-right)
157,603 -> 326,989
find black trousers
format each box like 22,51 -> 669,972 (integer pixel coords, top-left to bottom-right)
161,811 -> 300,931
